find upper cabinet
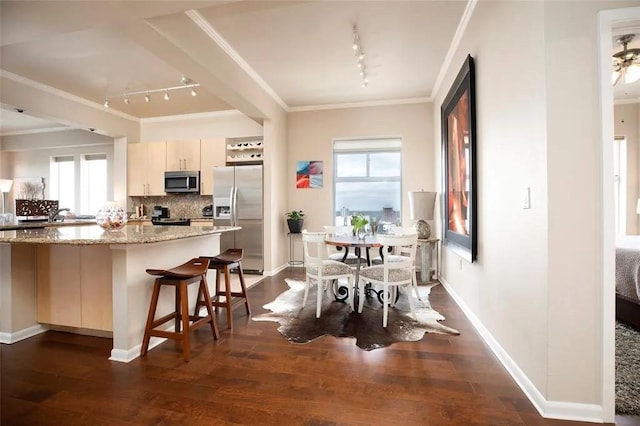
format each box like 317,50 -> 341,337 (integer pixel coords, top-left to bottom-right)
200,138 -> 226,196
166,139 -> 201,171
128,142 -> 166,196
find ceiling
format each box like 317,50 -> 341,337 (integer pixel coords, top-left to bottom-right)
0,1 -> 638,136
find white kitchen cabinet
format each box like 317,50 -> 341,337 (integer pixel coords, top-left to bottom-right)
166,139 -> 201,171
128,142 -> 166,196
200,138 -> 226,195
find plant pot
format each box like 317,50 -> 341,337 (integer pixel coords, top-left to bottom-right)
287,218 -> 304,233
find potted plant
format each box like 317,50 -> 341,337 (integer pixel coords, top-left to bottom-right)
351,213 -> 368,239
286,210 -> 304,233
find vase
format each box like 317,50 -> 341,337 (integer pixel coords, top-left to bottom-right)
356,227 -> 366,240
287,218 -> 303,233
96,202 -> 128,231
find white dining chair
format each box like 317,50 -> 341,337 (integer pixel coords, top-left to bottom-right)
357,233 -> 418,327
323,225 -> 366,265
370,227 -> 421,301
302,230 -> 355,317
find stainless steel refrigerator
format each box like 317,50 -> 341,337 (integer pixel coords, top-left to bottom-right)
213,165 -> 263,273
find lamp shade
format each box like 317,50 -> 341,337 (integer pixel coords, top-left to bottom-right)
408,191 -> 437,220
636,198 -> 640,215
0,179 -> 13,193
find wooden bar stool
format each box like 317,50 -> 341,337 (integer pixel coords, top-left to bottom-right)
198,248 -> 251,330
141,258 -> 219,361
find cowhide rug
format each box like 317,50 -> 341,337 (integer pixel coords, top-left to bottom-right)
252,278 -> 459,350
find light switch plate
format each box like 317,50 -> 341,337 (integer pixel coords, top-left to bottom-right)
523,187 -> 531,209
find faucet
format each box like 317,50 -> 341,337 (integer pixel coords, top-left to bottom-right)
48,208 -> 70,223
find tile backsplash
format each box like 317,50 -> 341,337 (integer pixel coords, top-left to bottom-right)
128,194 -> 212,218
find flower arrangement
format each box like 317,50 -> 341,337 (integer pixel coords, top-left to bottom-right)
351,213 -> 368,237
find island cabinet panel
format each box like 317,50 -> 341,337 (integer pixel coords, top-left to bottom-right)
166,139 -> 201,171
80,246 -> 113,331
128,142 -> 166,196
10,244 -> 38,332
36,245 -> 113,331
36,245 -> 82,328
200,138 -> 226,196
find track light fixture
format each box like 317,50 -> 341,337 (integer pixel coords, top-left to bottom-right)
352,25 -> 368,88
103,76 -> 200,107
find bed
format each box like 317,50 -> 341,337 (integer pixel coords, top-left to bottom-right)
616,236 -> 640,331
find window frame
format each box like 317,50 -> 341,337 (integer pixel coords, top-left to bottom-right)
332,138 -> 403,227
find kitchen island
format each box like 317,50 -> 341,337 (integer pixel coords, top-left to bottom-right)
0,223 -> 239,362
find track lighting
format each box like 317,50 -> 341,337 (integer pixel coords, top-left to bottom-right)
352,25 -> 369,88
102,77 -> 200,106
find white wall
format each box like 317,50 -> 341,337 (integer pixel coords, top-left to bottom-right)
434,0 -> 549,401
287,103 -> 434,232
614,103 -> 640,235
3,143 -> 114,214
139,110 -> 263,141
433,0 -> 640,420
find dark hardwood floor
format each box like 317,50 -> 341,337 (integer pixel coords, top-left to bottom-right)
0,268 -> 628,425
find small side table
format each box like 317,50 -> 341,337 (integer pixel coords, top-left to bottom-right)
417,238 -> 440,283
288,232 -> 304,268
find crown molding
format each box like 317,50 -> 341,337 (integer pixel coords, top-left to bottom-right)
614,97 -> 640,105
288,96 -> 431,113
185,9 -> 289,112
0,70 -> 140,122
140,109 -> 244,123
0,126 -> 74,137
430,0 -> 478,99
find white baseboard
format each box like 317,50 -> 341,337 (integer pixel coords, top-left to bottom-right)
109,336 -> 167,363
439,277 -> 604,423
0,324 -> 48,344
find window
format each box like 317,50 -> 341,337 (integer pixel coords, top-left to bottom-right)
333,138 -> 402,227
613,136 -> 627,235
50,156 -> 75,211
81,154 -> 107,214
50,152 -> 108,215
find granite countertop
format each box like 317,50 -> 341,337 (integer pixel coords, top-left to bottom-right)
0,223 -> 239,245
0,218 -> 97,231
0,217 -> 215,230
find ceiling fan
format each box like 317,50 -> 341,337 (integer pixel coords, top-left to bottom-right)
613,34 -> 640,86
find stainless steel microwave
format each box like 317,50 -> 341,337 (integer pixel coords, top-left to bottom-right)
164,171 -> 200,193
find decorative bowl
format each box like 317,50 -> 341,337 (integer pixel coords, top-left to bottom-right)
96,203 -> 128,231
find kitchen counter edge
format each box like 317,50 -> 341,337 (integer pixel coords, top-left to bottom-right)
0,224 -> 240,245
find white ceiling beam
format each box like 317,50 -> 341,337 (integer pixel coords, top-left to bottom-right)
116,10 -> 284,122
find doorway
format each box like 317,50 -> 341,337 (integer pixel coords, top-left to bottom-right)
599,6 -> 640,423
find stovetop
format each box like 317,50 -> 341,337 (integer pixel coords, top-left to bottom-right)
151,218 -> 191,226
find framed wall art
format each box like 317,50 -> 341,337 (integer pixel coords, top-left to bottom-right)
441,54 -> 477,262
296,161 -> 323,189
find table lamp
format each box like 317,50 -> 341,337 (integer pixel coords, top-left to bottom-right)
0,179 -> 13,215
408,191 -> 437,239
